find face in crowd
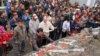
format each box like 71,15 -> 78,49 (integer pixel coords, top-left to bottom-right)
32,14 -> 38,20
25,10 -> 29,15
43,16 -> 48,23
17,21 -> 23,27
13,12 -> 18,19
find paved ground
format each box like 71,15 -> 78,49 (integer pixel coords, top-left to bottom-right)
7,40 -> 33,56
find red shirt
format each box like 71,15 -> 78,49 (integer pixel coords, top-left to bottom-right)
0,31 -> 13,45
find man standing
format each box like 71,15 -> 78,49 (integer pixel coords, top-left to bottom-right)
29,13 -> 39,51
62,18 -> 70,37
10,11 -> 18,29
39,16 -> 54,42
13,20 -> 27,55
22,9 -> 31,36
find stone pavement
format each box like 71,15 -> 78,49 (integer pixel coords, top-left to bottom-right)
7,40 -> 33,56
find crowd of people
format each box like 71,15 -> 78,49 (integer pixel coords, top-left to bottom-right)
0,0 -> 100,56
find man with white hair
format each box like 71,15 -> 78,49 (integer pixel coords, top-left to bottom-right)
39,16 -> 54,43
29,13 -> 39,51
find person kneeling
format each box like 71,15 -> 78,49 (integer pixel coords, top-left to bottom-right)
36,28 -> 53,48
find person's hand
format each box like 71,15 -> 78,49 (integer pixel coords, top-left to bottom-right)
15,41 -> 19,44
3,41 -> 7,44
67,31 -> 71,35
44,30 -> 50,33
75,27 -> 79,29
36,32 -> 42,37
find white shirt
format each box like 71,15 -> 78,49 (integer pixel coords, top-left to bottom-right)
62,21 -> 70,32
39,21 -> 54,37
29,19 -> 39,34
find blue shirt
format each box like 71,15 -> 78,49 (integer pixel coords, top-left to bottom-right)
10,19 -> 16,28
22,15 -> 31,27
70,21 -> 76,29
